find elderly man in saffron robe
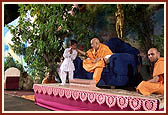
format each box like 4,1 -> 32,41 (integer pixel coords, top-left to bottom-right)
136,48 -> 164,96
77,38 -> 113,84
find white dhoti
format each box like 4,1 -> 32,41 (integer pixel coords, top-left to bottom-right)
60,71 -> 73,85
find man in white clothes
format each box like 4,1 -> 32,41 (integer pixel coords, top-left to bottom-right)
60,40 -> 78,85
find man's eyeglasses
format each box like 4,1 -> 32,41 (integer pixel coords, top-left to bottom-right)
148,53 -> 155,56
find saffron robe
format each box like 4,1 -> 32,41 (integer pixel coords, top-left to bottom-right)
42,77 -> 57,84
83,43 -> 113,83
136,57 -> 164,96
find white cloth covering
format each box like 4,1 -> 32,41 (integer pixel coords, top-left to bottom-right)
60,48 -> 77,85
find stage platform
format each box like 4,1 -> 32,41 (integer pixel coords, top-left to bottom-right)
33,83 -> 164,111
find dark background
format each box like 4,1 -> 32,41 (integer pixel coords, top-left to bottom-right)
4,4 -> 19,25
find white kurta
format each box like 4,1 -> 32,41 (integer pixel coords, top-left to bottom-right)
60,48 -> 77,72
60,48 -> 77,85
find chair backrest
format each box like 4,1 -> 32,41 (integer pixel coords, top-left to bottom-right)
105,37 -> 140,55
4,67 -> 21,89
5,67 -> 20,78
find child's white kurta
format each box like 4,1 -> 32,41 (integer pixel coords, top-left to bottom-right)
60,48 -> 77,85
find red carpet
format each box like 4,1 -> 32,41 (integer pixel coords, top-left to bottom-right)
4,89 -> 35,101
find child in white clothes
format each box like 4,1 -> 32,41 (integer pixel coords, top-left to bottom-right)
60,40 -> 78,85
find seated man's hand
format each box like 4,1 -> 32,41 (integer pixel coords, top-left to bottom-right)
93,58 -> 103,63
147,76 -> 159,83
86,58 -> 90,60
